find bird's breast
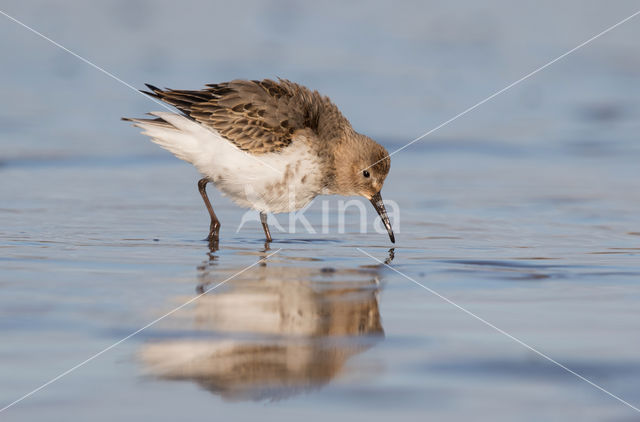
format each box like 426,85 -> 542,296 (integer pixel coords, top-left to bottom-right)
209,140 -> 324,214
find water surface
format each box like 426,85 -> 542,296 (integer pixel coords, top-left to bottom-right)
2,144 -> 639,421
2,1 -> 640,420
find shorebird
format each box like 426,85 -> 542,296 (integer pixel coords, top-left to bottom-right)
123,79 -> 394,243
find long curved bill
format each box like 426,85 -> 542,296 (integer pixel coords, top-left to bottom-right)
370,192 -> 395,243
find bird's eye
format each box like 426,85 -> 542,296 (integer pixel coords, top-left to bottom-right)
363,170 -> 370,178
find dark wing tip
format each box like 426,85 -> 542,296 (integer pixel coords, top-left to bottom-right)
141,84 -> 163,99
121,117 -> 133,121
144,83 -> 161,92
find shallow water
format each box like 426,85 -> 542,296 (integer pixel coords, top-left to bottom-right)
2,1 -> 640,420
2,142 -> 640,421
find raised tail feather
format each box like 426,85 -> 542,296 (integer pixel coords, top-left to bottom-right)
123,109 -> 248,185
123,111 -> 220,166
123,86 -> 212,164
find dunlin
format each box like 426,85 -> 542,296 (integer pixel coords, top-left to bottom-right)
123,79 -> 394,243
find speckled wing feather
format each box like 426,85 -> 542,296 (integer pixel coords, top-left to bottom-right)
142,79 -> 350,155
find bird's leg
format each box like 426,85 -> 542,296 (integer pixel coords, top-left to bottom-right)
260,212 -> 272,243
197,178 -> 221,242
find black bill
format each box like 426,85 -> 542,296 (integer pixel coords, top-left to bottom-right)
370,192 -> 395,243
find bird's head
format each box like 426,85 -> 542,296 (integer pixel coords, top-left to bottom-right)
332,133 -> 394,243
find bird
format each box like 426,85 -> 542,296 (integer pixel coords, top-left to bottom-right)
123,78 -> 394,244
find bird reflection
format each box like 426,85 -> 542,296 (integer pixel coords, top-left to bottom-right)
140,245 -> 393,401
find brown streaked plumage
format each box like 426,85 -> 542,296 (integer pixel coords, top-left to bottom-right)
142,79 -> 350,155
124,78 -> 394,243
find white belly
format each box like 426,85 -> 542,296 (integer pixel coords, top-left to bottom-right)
135,112 -> 324,213
207,140 -> 324,213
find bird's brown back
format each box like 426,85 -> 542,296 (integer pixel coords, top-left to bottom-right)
143,79 -> 352,154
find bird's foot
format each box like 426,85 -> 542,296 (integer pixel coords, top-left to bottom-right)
206,221 -> 220,242
207,238 -> 219,252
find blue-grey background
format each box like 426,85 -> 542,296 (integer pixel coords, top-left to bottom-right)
1,1 -> 640,421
